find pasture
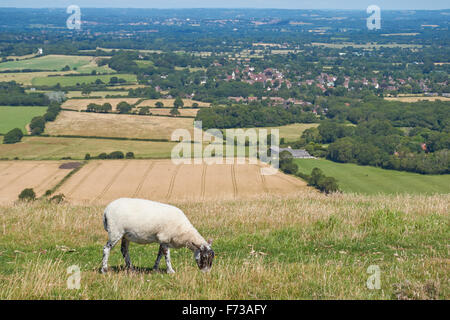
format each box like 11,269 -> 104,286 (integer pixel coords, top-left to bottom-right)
0,106 -> 48,134
0,192 -> 447,299
0,55 -> 113,73
0,136 -> 177,160
44,111 -> 195,140
384,96 -> 450,103
0,71 -> 75,86
295,159 -> 450,195
31,74 -> 137,87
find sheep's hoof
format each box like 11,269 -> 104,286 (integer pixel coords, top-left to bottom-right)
101,267 -> 108,274
167,269 -> 175,274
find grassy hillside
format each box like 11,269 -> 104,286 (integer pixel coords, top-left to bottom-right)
295,159 -> 450,195
0,193 -> 448,299
0,106 -> 48,134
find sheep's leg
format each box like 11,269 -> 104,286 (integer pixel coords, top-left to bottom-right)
121,238 -> 133,270
162,245 -> 175,274
101,237 -> 121,274
152,244 -> 164,271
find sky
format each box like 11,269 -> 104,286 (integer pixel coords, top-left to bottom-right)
0,1 -> 448,10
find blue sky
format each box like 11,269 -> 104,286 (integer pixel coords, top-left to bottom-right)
0,1 -> 448,10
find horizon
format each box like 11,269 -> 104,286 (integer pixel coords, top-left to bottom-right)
0,0 -> 448,10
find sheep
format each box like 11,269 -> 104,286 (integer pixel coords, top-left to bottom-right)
101,198 -> 215,274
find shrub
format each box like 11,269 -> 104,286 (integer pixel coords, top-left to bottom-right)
126,152 -> 135,159
280,161 -> 298,174
3,128 -> 23,144
84,153 -> 91,160
98,153 -> 108,159
29,116 -> 45,135
108,151 -> 124,159
18,188 -> 36,202
49,194 -> 65,204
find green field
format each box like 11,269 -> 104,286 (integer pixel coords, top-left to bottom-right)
295,159 -> 450,195
0,55 -> 110,72
0,106 -> 48,134
31,74 -> 137,87
0,193 -> 448,299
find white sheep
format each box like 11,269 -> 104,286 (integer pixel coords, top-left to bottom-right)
101,198 -> 215,274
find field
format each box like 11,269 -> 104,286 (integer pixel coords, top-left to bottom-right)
310,42 -> 423,49
0,161 -> 72,204
295,159 -> 450,195
0,71 -> 75,86
0,136 -> 177,160
31,74 -> 137,87
45,111 -> 195,140
64,91 -> 129,98
0,55 -> 114,73
384,96 -> 450,103
0,106 -> 48,134
55,159 -> 307,204
138,99 -> 210,108
0,192 -> 447,299
62,98 -> 141,111
142,108 -> 199,117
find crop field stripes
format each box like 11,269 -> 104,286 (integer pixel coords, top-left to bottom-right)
231,164 -> 238,199
133,161 -> 154,198
259,166 -> 269,194
66,162 -> 101,197
200,164 -> 207,200
0,163 -> 41,192
166,164 -> 181,201
35,168 -> 65,194
93,161 -> 129,203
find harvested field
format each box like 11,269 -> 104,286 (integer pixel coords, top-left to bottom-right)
0,161 -> 74,205
0,71 -> 75,85
138,99 -> 210,108
62,98 -> 141,111
384,96 -> 450,102
45,111 -> 194,140
57,159 -> 308,204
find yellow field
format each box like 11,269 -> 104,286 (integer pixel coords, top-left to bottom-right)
384,96 -> 450,102
45,111 -> 195,140
55,159 -> 308,205
0,161 -> 72,204
144,108 -> 199,117
62,98 -> 141,111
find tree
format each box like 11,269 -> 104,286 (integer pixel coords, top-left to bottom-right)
117,101 -> 132,114
170,107 -> 180,117
155,101 -> 164,108
3,128 -> 23,144
174,97 -> 184,109
18,188 -> 36,201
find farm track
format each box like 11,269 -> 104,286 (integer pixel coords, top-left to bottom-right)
93,161 -> 129,203
133,162 -> 154,198
166,164 -> 181,201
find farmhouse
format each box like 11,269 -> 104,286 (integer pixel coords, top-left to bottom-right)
271,146 -> 314,159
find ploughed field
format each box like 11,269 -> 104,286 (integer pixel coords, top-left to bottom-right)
0,160 -> 308,205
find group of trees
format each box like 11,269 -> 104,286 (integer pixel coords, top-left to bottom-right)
86,101 -> 134,114
29,103 -> 61,135
85,151 -> 135,160
196,104 -> 317,130
3,128 -> 23,144
0,81 -> 49,106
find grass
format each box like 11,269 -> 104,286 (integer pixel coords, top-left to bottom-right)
295,159 -> 450,195
0,55 -> 113,73
0,136 -> 177,160
0,71 -> 75,86
0,192 -> 448,299
0,106 -> 48,134
31,74 -> 137,87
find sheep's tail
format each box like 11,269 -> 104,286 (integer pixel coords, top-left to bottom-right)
103,212 -> 108,232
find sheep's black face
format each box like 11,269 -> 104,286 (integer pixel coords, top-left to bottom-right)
195,246 -> 215,272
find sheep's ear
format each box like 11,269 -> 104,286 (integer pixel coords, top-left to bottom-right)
207,238 -> 213,246
191,242 -> 201,250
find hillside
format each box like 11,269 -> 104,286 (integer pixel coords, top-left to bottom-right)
0,192 -> 448,299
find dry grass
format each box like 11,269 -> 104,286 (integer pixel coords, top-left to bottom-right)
44,111 -> 195,140
384,96 -> 450,103
0,192 -> 448,299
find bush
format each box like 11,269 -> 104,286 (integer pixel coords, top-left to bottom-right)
49,194 -> 65,204
3,128 -> 23,144
126,152 -> 135,159
84,153 -> 91,160
98,153 -> 108,159
29,116 -> 45,135
108,151 -> 124,159
280,161 -> 298,174
18,188 -> 36,202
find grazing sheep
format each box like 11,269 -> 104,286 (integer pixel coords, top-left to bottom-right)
101,198 -> 215,274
